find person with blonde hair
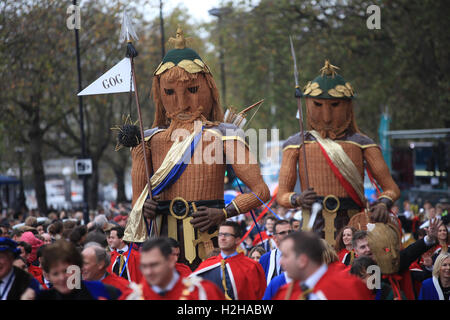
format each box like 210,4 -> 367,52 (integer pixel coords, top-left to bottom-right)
419,252 -> 450,300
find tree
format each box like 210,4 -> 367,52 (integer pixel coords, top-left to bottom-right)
0,0 -> 78,214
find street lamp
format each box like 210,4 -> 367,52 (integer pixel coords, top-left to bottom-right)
62,166 -> 72,209
72,0 -> 89,225
208,7 -> 232,107
14,146 -> 26,211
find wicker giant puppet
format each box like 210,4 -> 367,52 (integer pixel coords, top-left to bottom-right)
277,60 -> 400,245
123,28 -> 270,269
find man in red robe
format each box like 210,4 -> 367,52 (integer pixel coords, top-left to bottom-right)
82,244 -> 132,299
168,238 -> 192,277
133,237 -> 224,300
273,231 -> 372,300
107,226 -> 142,283
192,221 -> 266,300
252,216 -> 276,250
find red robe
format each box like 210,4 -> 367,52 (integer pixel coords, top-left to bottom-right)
193,252 -> 266,300
176,263 -> 192,278
329,260 -> 351,274
140,275 -> 225,300
273,263 -> 373,300
337,248 -> 349,262
252,231 -> 272,246
36,274 -> 50,290
28,264 -> 42,279
102,272 -> 133,300
108,247 -> 142,283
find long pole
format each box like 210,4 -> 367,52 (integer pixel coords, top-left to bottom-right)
289,36 -> 309,189
73,0 -> 89,224
218,14 -> 226,106
296,91 -> 309,189
159,0 -> 165,59
131,58 -> 152,200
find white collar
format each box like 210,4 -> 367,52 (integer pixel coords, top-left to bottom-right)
0,268 -> 14,284
44,276 -> 51,286
116,244 -> 128,253
275,248 -> 281,258
99,273 -> 108,281
302,264 -> 328,290
152,271 -> 179,294
284,272 -> 293,284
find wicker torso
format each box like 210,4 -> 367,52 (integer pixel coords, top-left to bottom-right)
150,131 -> 226,202
298,141 -> 365,197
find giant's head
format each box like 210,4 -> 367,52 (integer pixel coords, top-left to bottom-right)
303,60 -> 359,140
152,27 -> 223,129
366,223 -> 401,275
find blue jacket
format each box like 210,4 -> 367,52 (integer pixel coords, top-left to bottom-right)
418,277 -> 445,300
259,248 -> 280,285
262,273 -> 287,300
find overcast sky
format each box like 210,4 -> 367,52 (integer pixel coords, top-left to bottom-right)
142,0 -> 224,24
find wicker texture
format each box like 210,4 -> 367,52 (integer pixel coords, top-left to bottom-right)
278,142 -> 400,207
131,131 -> 269,213
277,148 -> 299,208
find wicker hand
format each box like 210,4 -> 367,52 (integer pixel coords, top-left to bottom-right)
293,188 -> 318,210
190,207 -> 225,232
369,202 -> 389,224
142,195 -> 160,220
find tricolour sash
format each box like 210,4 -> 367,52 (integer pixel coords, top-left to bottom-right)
123,127 -> 203,243
309,130 -> 366,208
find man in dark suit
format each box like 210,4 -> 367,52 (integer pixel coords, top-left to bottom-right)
0,237 -> 41,300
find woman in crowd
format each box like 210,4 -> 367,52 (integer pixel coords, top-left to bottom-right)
419,252 -> 450,300
432,225 -> 449,259
32,240 -> 121,300
248,246 -> 266,262
335,226 -> 356,265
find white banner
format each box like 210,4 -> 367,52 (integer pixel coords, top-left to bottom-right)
78,58 -> 134,96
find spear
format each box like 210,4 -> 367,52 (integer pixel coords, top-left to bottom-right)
120,10 -> 152,201
289,36 -> 309,189
120,10 -> 158,237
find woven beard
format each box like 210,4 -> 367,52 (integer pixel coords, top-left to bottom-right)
161,106 -> 215,141
307,107 -> 353,140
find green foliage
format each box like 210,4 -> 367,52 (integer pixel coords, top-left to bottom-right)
0,0 -> 448,208
203,0 -> 449,140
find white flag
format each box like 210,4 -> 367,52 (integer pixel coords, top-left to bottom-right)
78,58 -> 134,96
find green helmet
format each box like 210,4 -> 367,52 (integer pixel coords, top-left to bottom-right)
303,60 -> 355,99
153,27 -> 210,76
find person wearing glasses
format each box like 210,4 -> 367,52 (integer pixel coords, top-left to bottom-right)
192,221 -> 266,299
259,220 -> 293,285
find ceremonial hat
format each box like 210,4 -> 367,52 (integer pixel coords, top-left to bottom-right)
154,27 -> 210,75
0,237 -> 21,257
302,60 -> 355,99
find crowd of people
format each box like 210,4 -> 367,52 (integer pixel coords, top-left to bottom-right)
0,198 -> 449,300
